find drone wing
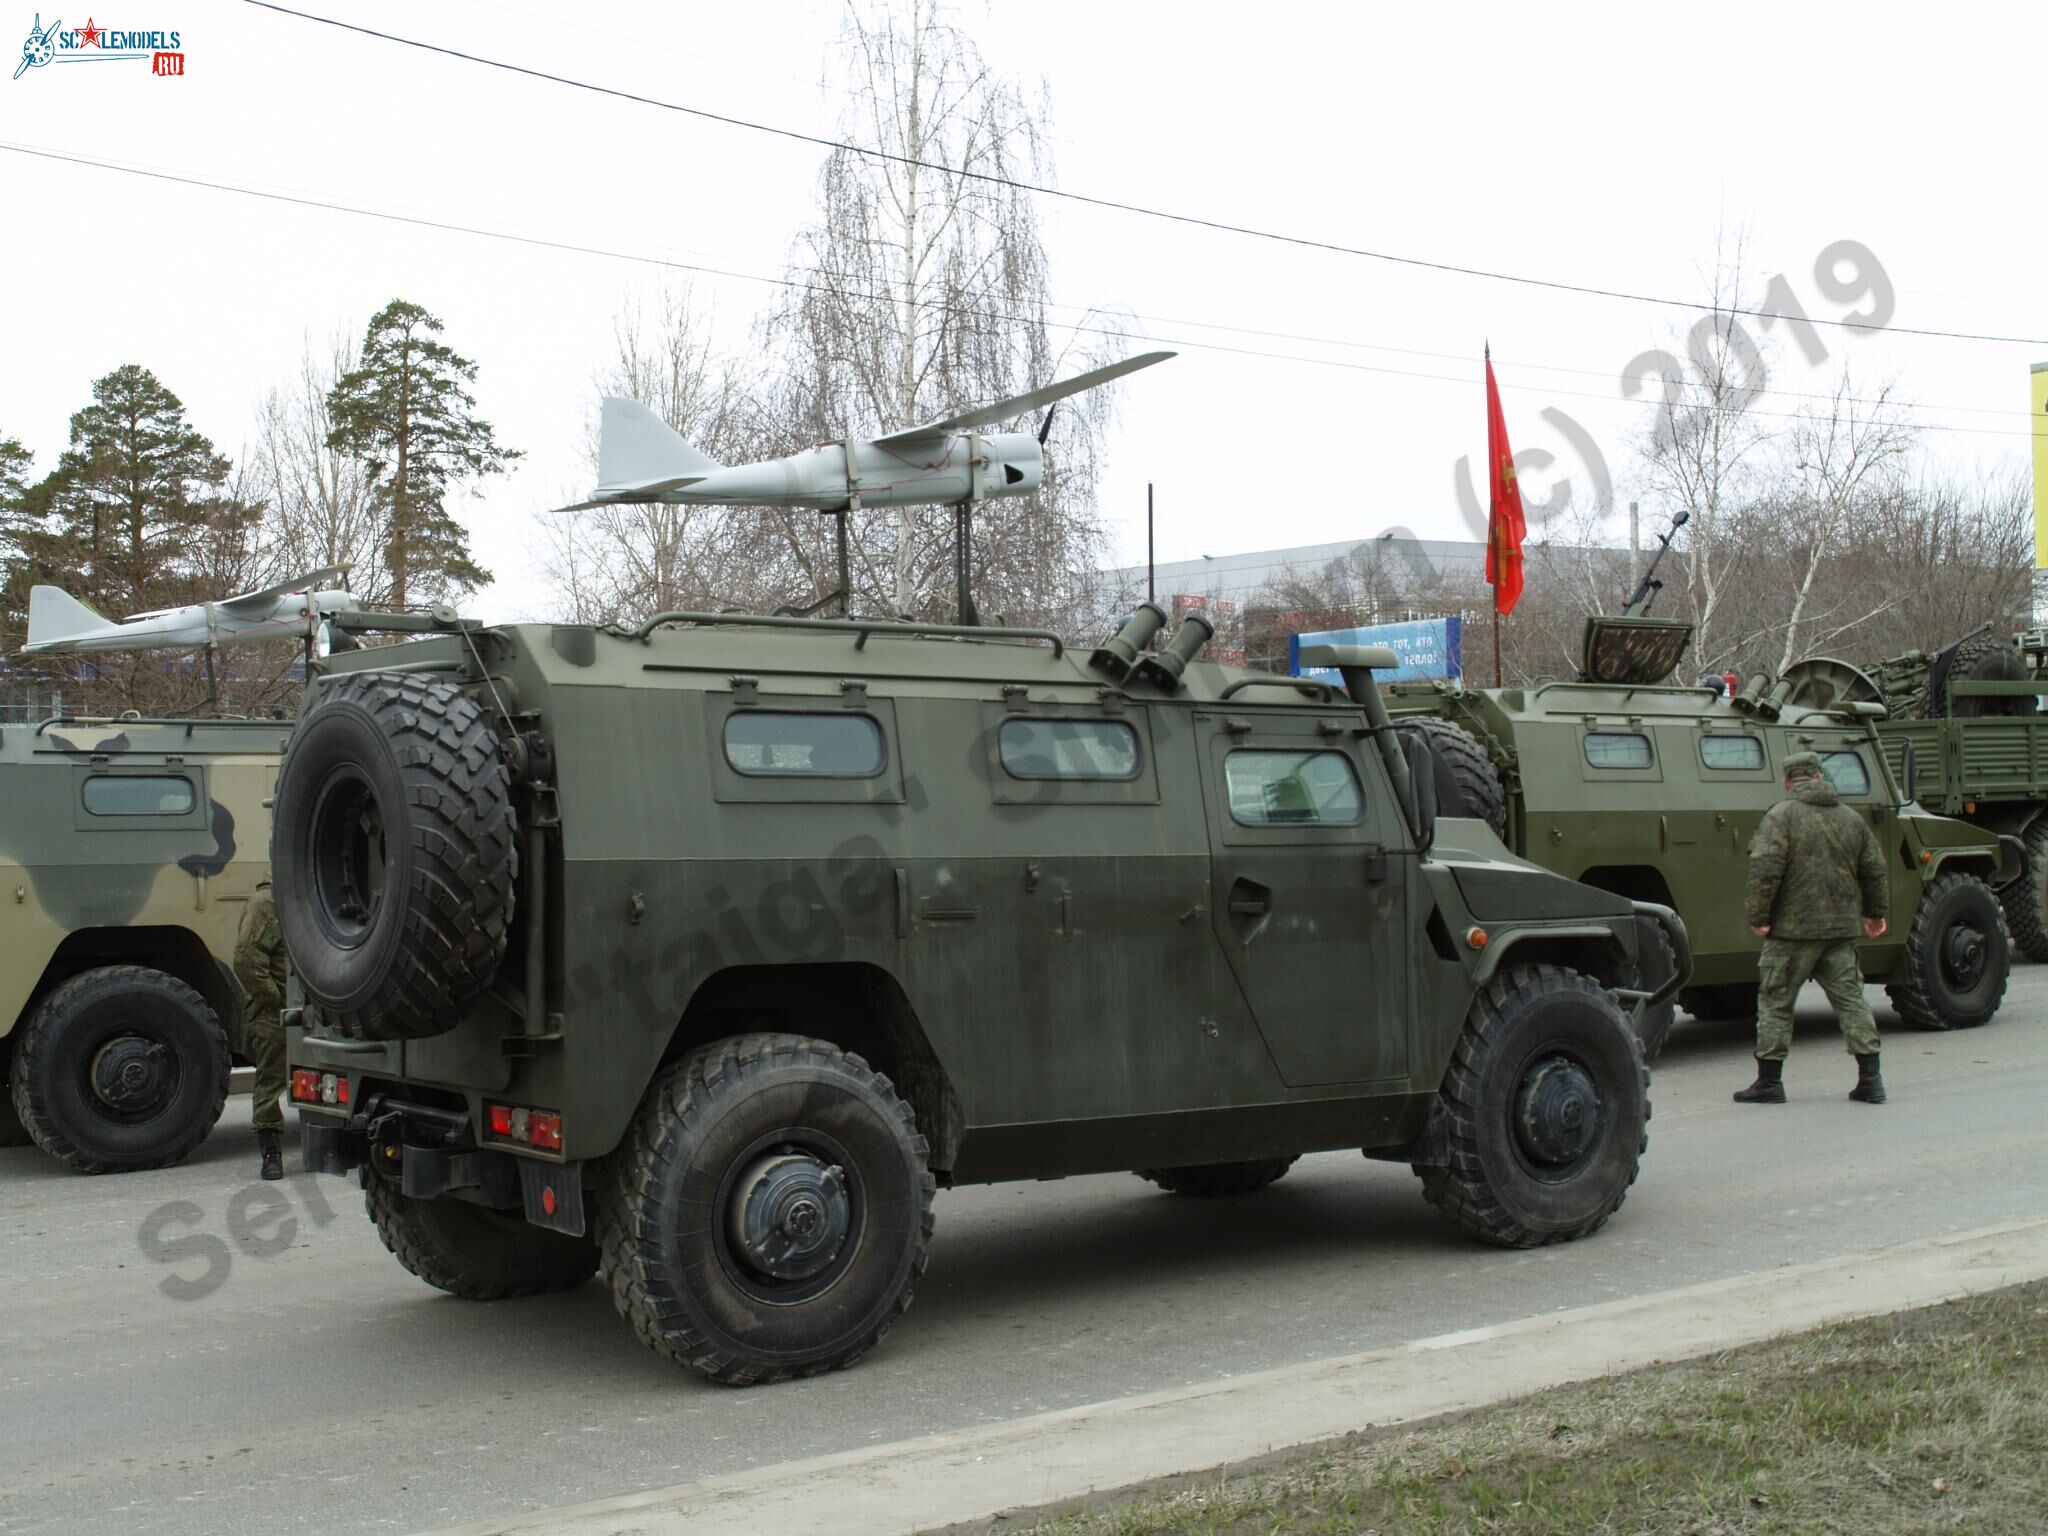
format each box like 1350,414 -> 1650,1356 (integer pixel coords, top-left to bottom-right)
872,351 -> 1175,451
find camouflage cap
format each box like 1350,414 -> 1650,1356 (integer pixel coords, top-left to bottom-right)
1782,750 -> 1824,778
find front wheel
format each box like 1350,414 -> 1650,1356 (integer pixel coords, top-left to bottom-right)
1416,964 -> 1649,1248
1996,820 -> 2048,964
9,966 -> 229,1173
596,1034 -> 935,1386
366,1177 -> 598,1299
1886,872 -> 2010,1030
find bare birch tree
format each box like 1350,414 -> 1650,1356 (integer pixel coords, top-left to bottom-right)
1629,232 -> 1775,673
1772,367 -> 1915,671
249,331 -> 388,605
760,0 -> 1125,628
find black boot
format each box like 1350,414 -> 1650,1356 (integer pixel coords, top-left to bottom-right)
258,1128 -> 284,1181
1849,1053 -> 1887,1104
1733,1056 -> 1786,1104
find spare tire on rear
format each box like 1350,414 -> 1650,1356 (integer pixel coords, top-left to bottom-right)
272,672 -> 517,1041
1391,717 -> 1508,838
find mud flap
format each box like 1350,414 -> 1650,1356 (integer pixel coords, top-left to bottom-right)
521,1158 -> 586,1237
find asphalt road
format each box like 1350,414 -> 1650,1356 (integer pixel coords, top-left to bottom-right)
3,974 -> 2044,1536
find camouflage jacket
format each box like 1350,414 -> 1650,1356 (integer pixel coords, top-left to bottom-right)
1744,777 -> 1888,940
233,881 -> 288,1022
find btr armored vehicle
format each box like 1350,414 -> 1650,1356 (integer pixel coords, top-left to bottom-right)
1383,615 -> 2017,1058
282,604 -> 1685,1385
1,715 -> 281,1171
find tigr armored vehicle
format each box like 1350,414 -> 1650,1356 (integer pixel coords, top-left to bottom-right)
281,603 -> 1686,1385
1,715 -> 280,1171
1383,615 -> 2017,1058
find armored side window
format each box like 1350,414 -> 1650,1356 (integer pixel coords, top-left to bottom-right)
81,774 -> 196,816
1822,750 -> 1871,796
1225,750 -> 1363,827
1699,735 -> 1765,770
1584,731 -> 1654,769
723,712 -> 885,778
998,718 -> 1141,781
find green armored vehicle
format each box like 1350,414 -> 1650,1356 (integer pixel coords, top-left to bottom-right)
1384,615 -> 2017,1059
1,715 -> 281,1171
282,603 -> 1685,1384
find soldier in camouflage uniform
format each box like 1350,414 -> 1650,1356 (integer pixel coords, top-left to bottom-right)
1737,751 -> 1889,1105
232,877 -> 289,1179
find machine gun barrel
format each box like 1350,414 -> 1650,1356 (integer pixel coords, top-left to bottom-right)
1621,510 -> 1690,618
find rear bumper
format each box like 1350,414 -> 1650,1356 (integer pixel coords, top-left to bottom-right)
300,1101 -> 587,1237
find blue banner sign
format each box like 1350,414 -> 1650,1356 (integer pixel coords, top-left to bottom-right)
1289,616 -> 1462,684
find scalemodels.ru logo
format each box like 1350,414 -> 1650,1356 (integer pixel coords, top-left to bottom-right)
14,13 -> 186,79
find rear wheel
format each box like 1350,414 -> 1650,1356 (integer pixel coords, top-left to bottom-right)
596,1034 -> 934,1386
1996,821 -> 2048,964
9,966 -> 229,1173
1630,916 -> 1680,1062
1679,982 -> 1761,1022
366,1177 -> 598,1300
1416,964 -> 1649,1248
1135,1157 -> 1298,1196
0,1038 -> 29,1147
1391,718 -> 1507,838
1887,872 -> 2010,1029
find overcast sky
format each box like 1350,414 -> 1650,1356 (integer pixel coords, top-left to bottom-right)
3,0 -> 2042,622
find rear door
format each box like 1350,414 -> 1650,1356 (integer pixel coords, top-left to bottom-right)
1193,710 -> 1410,1088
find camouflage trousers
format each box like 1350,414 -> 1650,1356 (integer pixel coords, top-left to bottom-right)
248,1010 -> 287,1132
1755,938 -> 1880,1061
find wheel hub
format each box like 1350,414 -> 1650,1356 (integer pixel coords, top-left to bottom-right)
1943,923 -> 1986,988
90,1036 -> 171,1115
1514,1056 -> 1601,1169
725,1151 -> 851,1283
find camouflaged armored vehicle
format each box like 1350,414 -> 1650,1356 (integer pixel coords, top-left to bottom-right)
1383,614 -> 2017,1060
281,603 -> 1686,1384
1,715 -> 280,1171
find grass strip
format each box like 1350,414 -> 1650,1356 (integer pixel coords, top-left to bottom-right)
951,1278 -> 2048,1536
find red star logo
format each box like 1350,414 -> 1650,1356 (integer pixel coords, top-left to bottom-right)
76,18 -> 103,47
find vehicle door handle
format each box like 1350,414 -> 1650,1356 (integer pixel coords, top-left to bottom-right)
1227,878 -> 1273,944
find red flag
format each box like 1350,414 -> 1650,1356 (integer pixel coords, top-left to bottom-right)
1484,353 -> 1526,616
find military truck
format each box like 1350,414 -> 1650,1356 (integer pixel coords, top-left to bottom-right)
1802,627 -> 2048,961
1,715 -> 281,1171
281,604 -> 1686,1385
1383,614 -> 2018,1059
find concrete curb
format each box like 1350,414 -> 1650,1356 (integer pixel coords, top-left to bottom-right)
418,1215 -> 2048,1536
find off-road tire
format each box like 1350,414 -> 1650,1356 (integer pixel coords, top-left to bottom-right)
596,1034 -> 935,1386
1886,872 -> 2010,1030
271,671 -> 516,1042
0,1038 -> 29,1148
9,966 -> 229,1174
1937,637 -> 2031,719
1391,717 -> 1508,838
365,1176 -> 598,1299
1416,964 -> 1649,1248
1134,1157 -> 1298,1196
1679,982 -> 1762,1022
1997,820 -> 2048,964
1630,915 -> 1680,1063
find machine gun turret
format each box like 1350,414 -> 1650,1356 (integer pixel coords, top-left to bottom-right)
1577,511 -> 1696,686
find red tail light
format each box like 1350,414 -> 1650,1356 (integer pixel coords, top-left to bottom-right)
485,1101 -> 564,1151
290,1069 -> 349,1106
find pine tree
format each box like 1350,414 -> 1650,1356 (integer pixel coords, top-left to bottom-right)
2,367 -> 259,621
326,301 -> 518,607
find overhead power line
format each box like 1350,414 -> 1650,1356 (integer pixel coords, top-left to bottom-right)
240,0 -> 2048,350
5,139 -> 2040,444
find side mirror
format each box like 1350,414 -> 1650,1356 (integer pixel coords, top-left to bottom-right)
1404,732 -> 1439,850
1900,741 -> 1919,804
